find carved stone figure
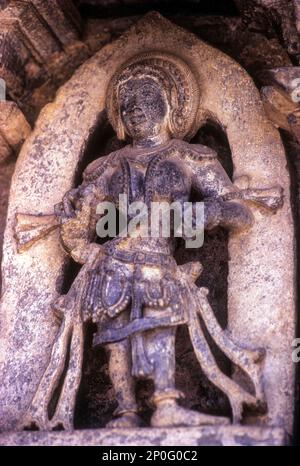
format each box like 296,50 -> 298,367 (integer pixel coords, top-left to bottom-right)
14,51 -> 284,431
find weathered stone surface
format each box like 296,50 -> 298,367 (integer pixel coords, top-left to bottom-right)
0,1 -> 88,120
0,133 -> 10,162
1,2 -> 63,61
0,101 -> 31,155
1,1 -> 295,121
261,67 -> 300,143
84,15 -> 292,84
265,67 -> 300,101
0,22 -> 41,100
234,0 -> 300,60
0,11 -> 295,440
261,86 -> 298,130
0,158 -> 15,285
18,49 -> 278,431
0,426 -> 287,446
289,109 -> 300,143
0,0 -> 9,10
31,0 -> 82,46
296,0 -> 300,34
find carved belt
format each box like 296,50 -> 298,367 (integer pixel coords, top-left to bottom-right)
104,243 -> 174,267
94,312 -> 186,345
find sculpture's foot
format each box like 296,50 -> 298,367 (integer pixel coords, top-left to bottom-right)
229,391 -> 267,424
151,402 -> 230,427
18,410 -> 50,431
106,412 -> 144,428
19,412 -> 73,431
49,417 -> 73,431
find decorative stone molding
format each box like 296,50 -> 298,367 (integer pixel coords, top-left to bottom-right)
0,0 -> 88,119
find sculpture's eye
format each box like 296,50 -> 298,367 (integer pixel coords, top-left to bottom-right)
141,87 -> 156,100
142,89 -> 151,97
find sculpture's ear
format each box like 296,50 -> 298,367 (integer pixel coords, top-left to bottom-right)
116,116 -> 126,141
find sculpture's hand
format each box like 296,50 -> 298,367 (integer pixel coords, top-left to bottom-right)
204,198 -> 223,230
55,183 -> 107,223
60,201 -> 90,239
55,188 -> 82,222
71,242 -> 104,265
220,200 -> 254,232
59,203 -> 103,263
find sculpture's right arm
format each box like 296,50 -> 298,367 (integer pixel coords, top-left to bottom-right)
55,156 -> 113,264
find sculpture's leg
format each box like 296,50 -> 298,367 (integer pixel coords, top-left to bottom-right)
143,316 -> 230,427
105,338 -> 143,428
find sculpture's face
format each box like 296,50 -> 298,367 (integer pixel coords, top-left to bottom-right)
119,77 -> 169,141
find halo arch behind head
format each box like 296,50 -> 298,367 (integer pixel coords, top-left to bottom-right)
106,51 -> 200,141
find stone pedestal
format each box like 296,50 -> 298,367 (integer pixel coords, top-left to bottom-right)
0,426 -> 287,447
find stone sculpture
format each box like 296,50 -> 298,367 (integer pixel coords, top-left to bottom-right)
14,51 -> 284,431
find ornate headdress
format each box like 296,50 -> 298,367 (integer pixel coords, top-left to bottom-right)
106,51 -> 200,140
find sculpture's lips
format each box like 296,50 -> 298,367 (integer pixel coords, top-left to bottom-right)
127,108 -> 146,125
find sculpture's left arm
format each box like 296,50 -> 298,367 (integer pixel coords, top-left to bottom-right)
187,147 -> 254,232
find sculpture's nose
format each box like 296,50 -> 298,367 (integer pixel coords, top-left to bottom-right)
130,107 -> 143,116
126,91 -> 144,112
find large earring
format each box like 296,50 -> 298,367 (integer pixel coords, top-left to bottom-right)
117,115 -> 126,141
167,89 -> 178,138
167,111 -> 175,138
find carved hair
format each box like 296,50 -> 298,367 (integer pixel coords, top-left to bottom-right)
106,51 -> 200,140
